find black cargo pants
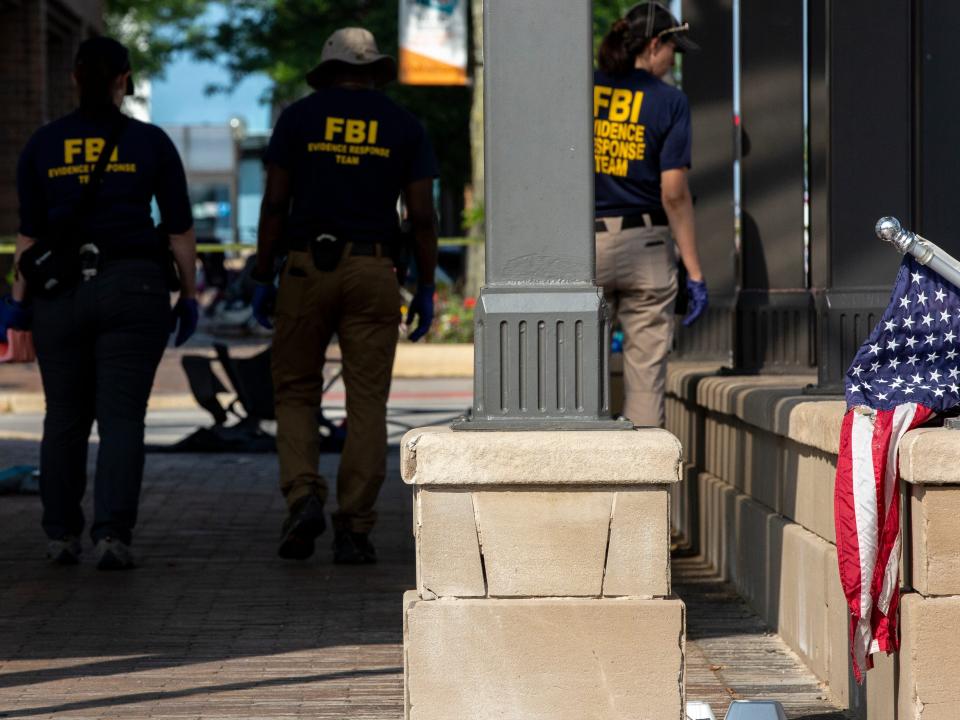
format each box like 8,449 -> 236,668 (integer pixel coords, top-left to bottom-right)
32,259 -> 170,544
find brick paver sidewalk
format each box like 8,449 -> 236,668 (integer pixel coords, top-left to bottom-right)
0,439 -> 408,719
0,433 -> 847,719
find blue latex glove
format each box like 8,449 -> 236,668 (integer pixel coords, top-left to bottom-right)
0,295 -> 31,334
406,284 -> 435,342
170,297 -> 199,347
682,278 -> 709,327
252,283 -> 277,330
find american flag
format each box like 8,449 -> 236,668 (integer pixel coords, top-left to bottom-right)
835,254 -> 959,682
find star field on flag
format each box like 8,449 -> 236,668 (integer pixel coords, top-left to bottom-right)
845,257 -> 960,411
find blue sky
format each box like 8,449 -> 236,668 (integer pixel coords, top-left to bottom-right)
149,4 -> 273,132
150,54 -> 273,132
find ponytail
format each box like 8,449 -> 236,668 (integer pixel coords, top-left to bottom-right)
598,18 -> 632,75
597,12 -> 654,75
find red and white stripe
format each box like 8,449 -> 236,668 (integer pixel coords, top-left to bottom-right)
834,402 -> 932,682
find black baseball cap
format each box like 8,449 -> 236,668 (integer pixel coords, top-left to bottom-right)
75,36 -> 135,95
625,2 -> 699,52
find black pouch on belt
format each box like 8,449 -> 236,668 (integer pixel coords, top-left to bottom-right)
309,233 -> 346,271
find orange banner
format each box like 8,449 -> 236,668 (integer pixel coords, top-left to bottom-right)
398,0 -> 468,87
400,48 -> 468,86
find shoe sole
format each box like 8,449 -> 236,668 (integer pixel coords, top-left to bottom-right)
278,513 -> 326,560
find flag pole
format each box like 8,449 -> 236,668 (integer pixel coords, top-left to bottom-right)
876,216 -> 960,288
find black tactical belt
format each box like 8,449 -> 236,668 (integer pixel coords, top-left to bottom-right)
287,238 -> 385,256
595,208 -> 669,232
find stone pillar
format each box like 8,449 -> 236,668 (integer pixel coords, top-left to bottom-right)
409,1 -> 686,715
401,427 -> 685,719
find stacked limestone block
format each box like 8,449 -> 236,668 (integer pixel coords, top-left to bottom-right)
888,428 -> 960,719
664,366 -> 866,711
401,426 -> 685,720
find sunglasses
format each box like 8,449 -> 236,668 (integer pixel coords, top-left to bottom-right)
655,22 -> 690,41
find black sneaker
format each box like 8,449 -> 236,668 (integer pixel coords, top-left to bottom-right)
333,530 -> 377,565
47,535 -> 82,566
278,495 -> 327,560
94,538 -> 135,571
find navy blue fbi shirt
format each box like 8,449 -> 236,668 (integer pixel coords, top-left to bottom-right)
593,69 -> 692,217
265,86 -> 439,245
17,107 -> 193,255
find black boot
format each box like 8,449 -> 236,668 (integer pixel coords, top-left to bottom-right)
333,529 -> 377,565
278,495 -> 327,560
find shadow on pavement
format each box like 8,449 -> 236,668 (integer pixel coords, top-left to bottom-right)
0,437 -> 413,717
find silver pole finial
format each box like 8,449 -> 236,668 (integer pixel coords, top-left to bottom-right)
874,215 -> 960,288
875,215 -> 917,255
876,216 -> 903,244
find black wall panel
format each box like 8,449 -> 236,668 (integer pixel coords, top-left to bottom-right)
677,0 -> 736,361
918,2 -> 960,253
827,0 -> 912,290
739,0 -> 805,291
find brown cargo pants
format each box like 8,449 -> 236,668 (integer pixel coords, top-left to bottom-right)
271,247 -> 400,533
596,220 -> 678,427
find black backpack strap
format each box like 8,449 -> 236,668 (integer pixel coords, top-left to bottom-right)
75,111 -> 129,223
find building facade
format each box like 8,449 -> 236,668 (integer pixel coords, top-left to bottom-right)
678,0 -> 960,389
0,0 -> 103,238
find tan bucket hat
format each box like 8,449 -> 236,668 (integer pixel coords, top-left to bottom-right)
306,27 -> 397,89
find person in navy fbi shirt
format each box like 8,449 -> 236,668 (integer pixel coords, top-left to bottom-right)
6,37 -> 197,570
251,28 -> 439,564
594,1 -> 708,428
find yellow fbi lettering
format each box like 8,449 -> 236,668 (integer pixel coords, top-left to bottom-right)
50,138 -> 133,182
594,87 -> 644,123
593,86 -> 646,177
63,138 -> 119,164
323,117 -> 379,144
308,117 -> 391,164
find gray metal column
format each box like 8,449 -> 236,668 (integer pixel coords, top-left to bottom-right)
454,0 -> 626,430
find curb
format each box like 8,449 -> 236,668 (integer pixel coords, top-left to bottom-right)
0,393 -> 200,415
393,343 -> 473,379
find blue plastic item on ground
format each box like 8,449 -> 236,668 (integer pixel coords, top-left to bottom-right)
0,466 -> 39,494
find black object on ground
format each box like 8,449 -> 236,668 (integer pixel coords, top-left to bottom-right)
147,342 -> 346,454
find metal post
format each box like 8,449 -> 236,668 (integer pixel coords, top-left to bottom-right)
876,216 -> 960,289
454,0 -> 627,430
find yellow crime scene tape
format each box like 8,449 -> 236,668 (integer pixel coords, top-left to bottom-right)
0,237 -> 480,254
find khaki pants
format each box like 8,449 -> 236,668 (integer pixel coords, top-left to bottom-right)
271,248 -> 400,533
596,221 -> 677,427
